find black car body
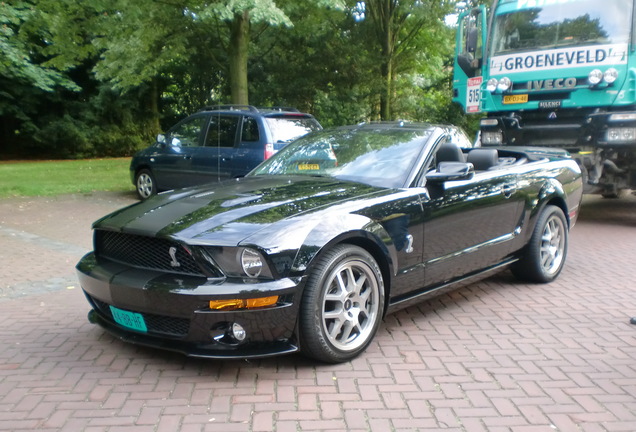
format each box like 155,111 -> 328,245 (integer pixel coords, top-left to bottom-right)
77,122 -> 582,363
130,105 -> 322,200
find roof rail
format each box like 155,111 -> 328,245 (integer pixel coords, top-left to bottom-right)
200,105 -> 259,112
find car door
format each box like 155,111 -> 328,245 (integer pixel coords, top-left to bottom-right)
152,114 -> 209,190
232,115 -> 266,177
421,137 -> 524,287
191,114 -> 241,183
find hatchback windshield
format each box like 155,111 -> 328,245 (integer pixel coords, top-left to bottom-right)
250,127 -> 433,188
491,0 -> 630,55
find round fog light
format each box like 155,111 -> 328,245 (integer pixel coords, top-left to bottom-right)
588,69 -> 603,85
497,77 -> 512,92
486,78 -> 498,93
604,68 -> 618,84
232,323 -> 246,341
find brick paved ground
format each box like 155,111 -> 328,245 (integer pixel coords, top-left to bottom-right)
0,191 -> 635,431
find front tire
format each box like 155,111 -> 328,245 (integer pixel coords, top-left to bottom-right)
299,245 -> 385,363
512,205 -> 568,283
135,169 -> 156,200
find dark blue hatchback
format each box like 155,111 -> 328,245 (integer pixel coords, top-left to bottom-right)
130,105 -> 322,199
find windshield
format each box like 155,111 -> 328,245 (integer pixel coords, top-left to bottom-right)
266,116 -> 322,143
250,127 -> 433,188
491,0 -> 631,56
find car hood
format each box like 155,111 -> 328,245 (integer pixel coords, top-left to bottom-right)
95,176 -> 387,246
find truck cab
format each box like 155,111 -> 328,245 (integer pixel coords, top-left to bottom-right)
453,0 -> 636,197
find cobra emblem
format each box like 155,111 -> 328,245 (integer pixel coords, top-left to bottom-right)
169,246 -> 181,267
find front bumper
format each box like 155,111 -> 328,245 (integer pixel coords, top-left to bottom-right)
76,252 -> 303,359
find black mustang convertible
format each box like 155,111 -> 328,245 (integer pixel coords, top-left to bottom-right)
77,122 -> 582,363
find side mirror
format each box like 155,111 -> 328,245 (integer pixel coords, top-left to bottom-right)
156,134 -> 166,144
466,26 -> 478,54
426,162 -> 475,183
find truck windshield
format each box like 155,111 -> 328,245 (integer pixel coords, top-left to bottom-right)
491,0 -> 631,56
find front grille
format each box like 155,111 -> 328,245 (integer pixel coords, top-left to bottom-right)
90,296 -> 190,338
95,230 -> 204,276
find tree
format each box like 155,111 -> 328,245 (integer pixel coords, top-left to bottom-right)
248,1 -> 378,125
0,0 -> 79,153
198,1 -> 292,105
362,0 -> 453,120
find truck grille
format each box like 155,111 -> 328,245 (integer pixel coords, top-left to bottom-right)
94,230 -> 204,276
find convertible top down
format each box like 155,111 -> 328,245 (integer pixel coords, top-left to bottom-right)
77,122 -> 582,363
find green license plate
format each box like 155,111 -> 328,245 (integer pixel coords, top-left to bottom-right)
110,306 -> 148,332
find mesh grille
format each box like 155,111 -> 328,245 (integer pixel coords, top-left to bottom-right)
95,230 -> 203,276
90,296 -> 191,338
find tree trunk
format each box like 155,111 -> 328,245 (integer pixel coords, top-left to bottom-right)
376,0 -> 394,121
229,11 -> 250,105
380,54 -> 393,121
148,78 -> 161,134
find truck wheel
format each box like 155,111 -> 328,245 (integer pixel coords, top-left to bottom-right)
299,245 -> 384,363
601,186 -> 622,199
135,169 -> 157,200
512,205 -> 568,283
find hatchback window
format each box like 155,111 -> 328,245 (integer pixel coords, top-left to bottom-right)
206,115 -> 240,148
170,116 -> 207,147
241,117 -> 260,142
265,116 -> 322,143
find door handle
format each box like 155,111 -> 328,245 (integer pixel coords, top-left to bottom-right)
502,185 -> 516,198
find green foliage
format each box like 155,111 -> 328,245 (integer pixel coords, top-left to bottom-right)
0,0 -> 471,159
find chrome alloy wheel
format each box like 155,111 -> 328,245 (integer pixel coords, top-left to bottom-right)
320,259 -> 381,352
136,172 -> 154,199
540,214 -> 566,277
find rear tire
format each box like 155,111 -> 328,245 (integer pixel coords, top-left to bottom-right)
299,245 -> 384,363
512,205 -> 568,283
135,169 -> 156,200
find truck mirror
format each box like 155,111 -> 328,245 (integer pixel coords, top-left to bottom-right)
466,26 -> 478,54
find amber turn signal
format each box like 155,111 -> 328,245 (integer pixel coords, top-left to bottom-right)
209,296 -> 279,311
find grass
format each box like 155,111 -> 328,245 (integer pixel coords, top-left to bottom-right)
0,158 -> 135,198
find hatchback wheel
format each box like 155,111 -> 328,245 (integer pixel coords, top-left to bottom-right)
135,169 -> 156,200
299,245 -> 384,363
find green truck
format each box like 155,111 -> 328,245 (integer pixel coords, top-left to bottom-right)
453,0 -> 636,197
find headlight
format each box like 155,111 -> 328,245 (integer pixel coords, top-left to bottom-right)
481,131 -> 503,145
480,119 -> 499,127
609,113 -> 636,122
607,128 -> 636,143
497,77 -> 512,92
241,248 -> 263,278
604,68 -> 618,84
588,69 -> 603,85
203,247 -> 273,279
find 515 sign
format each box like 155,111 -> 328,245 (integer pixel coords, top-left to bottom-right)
466,77 -> 482,113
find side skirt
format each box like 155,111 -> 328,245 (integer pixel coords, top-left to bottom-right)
385,258 -> 518,315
